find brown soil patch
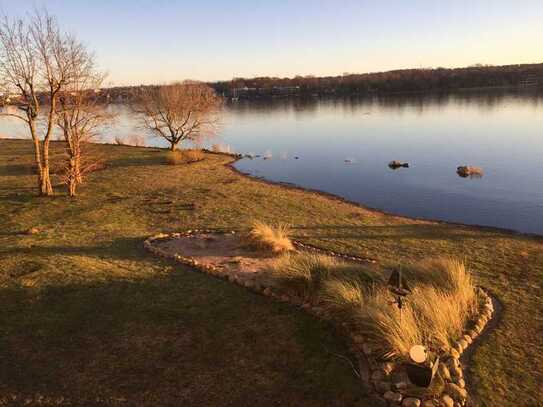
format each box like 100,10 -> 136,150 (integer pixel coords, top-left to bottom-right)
155,233 -> 280,286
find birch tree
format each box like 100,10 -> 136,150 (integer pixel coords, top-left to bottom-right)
0,10 -> 82,195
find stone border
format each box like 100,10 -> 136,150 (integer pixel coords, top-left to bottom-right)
144,230 -> 496,407
293,240 -> 378,264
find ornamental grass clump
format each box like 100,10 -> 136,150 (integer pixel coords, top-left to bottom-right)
406,257 -> 478,349
319,257 -> 477,360
321,282 -> 423,359
248,221 -> 294,253
270,252 -> 381,302
269,252 -> 336,300
403,257 -> 477,317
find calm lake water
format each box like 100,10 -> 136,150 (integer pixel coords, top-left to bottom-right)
2,90 -> 543,234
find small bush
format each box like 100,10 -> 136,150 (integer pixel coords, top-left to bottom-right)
183,149 -> 205,163
165,149 -> 205,165
165,150 -> 184,165
248,221 -> 294,253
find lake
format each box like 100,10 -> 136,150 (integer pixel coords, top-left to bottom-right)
2,89 -> 543,234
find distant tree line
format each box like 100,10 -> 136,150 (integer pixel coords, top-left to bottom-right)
210,63 -> 543,98
6,63 -> 542,107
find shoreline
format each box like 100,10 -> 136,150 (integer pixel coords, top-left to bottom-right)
226,155 -> 543,241
4,137 -> 542,240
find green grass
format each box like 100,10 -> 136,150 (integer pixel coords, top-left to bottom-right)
1,139 -> 542,406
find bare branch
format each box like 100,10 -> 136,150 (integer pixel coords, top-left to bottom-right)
132,83 -> 222,151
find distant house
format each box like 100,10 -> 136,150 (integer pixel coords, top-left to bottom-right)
271,86 -> 300,96
519,75 -> 543,87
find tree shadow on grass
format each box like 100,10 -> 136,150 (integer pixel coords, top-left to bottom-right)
0,265 -> 370,406
0,237 -> 148,261
292,224 -> 504,242
105,150 -> 166,169
0,164 -> 35,177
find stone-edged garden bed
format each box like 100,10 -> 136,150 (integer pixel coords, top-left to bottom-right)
144,229 -> 496,407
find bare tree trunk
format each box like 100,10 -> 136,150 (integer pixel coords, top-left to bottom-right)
68,156 -> 77,197
32,135 -> 43,191
29,119 -> 53,195
40,137 -> 53,196
170,142 -> 178,151
74,154 -> 82,184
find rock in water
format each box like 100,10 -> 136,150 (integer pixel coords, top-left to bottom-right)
456,165 -> 483,178
389,160 -> 409,169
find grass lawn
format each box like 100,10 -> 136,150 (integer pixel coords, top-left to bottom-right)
1,139 -> 542,406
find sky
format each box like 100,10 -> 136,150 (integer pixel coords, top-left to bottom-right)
2,0 -> 543,86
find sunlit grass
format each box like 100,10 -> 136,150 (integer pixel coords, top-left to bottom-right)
248,221 -> 294,253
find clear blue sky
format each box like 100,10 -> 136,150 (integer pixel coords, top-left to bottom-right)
2,1 -> 543,85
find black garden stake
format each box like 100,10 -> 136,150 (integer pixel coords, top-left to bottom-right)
387,268 -> 411,322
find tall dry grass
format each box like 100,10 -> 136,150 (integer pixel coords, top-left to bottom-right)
165,149 -> 205,165
270,252 -> 381,302
254,226 -> 477,360
248,221 -> 294,253
403,257 -> 477,317
269,252 -> 335,299
319,257 -> 477,359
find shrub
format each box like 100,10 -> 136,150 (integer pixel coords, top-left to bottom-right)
248,221 -> 294,253
182,149 -> 205,163
165,149 -> 205,165
165,150 -> 183,165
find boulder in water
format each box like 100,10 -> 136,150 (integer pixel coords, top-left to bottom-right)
388,160 -> 409,169
457,165 -> 483,178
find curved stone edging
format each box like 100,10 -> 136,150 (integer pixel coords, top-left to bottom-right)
144,230 -> 498,407
293,241 -> 378,264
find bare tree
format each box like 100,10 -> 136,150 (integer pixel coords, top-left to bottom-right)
0,10 -> 80,195
56,44 -> 112,197
133,82 -> 222,151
